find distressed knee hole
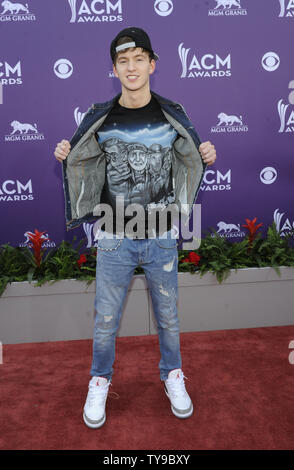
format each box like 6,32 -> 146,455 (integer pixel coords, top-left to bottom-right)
159,285 -> 170,297
104,315 -> 113,323
163,256 -> 175,272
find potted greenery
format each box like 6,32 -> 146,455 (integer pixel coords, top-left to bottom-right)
1,219 -> 294,343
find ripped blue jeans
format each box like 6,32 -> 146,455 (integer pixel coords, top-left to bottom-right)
91,232 -> 181,381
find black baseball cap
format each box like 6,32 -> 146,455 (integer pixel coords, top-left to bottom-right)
110,27 -> 159,62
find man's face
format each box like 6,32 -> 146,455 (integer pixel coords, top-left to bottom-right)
149,152 -> 162,174
113,48 -> 155,93
128,148 -> 147,171
103,144 -> 119,162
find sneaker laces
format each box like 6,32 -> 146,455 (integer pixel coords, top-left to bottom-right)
166,371 -> 188,399
88,378 -> 110,406
88,378 -> 120,406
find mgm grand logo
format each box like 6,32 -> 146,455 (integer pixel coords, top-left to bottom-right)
4,120 -> 45,142
213,220 -> 245,239
0,1 -> 36,21
208,0 -> 247,16
211,112 -> 248,134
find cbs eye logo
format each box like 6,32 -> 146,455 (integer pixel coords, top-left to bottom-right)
261,52 -> 280,72
154,0 -> 173,16
260,167 -> 277,185
54,59 -> 73,79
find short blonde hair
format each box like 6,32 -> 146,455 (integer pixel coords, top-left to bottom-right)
113,36 -> 153,64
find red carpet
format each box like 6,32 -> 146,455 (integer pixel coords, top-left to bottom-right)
0,326 -> 294,450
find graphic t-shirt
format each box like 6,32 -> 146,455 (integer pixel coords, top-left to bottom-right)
96,96 -> 177,236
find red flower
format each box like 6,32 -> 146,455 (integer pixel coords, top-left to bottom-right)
188,252 -> 201,265
181,251 -> 201,266
77,254 -> 87,267
242,217 -> 263,245
27,229 -> 49,267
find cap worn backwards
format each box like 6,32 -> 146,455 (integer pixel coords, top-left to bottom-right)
110,27 -> 159,62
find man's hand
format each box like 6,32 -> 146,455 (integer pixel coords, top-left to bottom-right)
54,139 -> 71,163
199,141 -> 216,166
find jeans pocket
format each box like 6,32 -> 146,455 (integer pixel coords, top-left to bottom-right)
97,238 -> 123,252
155,236 -> 177,249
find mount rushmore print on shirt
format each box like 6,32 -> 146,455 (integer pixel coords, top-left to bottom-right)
96,99 -> 178,211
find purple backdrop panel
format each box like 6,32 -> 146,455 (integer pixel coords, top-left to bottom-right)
0,0 -> 293,249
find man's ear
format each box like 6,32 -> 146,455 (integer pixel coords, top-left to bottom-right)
149,59 -> 156,76
113,63 -> 119,78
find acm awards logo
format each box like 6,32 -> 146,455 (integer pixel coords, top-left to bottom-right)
208,0 -> 247,16
68,0 -> 123,23
178,44 -> 231,79
200,169 -> 231,192
278,0 -> 294,17
278,81 -> 294,133
83,222 -> 97,247
74,107 -> 87,126
211,112 -> 248,134
0,179 -> 34,202
0,1 -> 36,22
56,105 -> 86,129
273,208 -> 294,235
0,60 -> 22,86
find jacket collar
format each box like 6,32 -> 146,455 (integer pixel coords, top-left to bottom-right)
90,90 -> 176,110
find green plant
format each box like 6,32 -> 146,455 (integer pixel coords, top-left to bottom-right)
0,221 -> 293,296
179,221 -> 294,282
179,230 -> 251,283
0,237 -> 97,295
0,244 -> 32,296
34,239 -> 97,286
249,222 -> 294,273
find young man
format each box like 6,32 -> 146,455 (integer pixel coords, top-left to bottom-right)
54,27 -> 216,429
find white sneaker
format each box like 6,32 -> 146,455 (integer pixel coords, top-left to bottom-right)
164,369 -> 193,419
83,376 -> 110,429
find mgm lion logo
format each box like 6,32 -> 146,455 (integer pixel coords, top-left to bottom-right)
217,221 -> 240,233
1,1 -> 29,14
217,113 -> 243,126
10,120 -> 38,134
214,0 -> 241,9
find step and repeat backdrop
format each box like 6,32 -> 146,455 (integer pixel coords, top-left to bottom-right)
0,0 -> 293,249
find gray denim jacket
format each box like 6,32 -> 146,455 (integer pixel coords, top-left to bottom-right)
62,91 -> 206,230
